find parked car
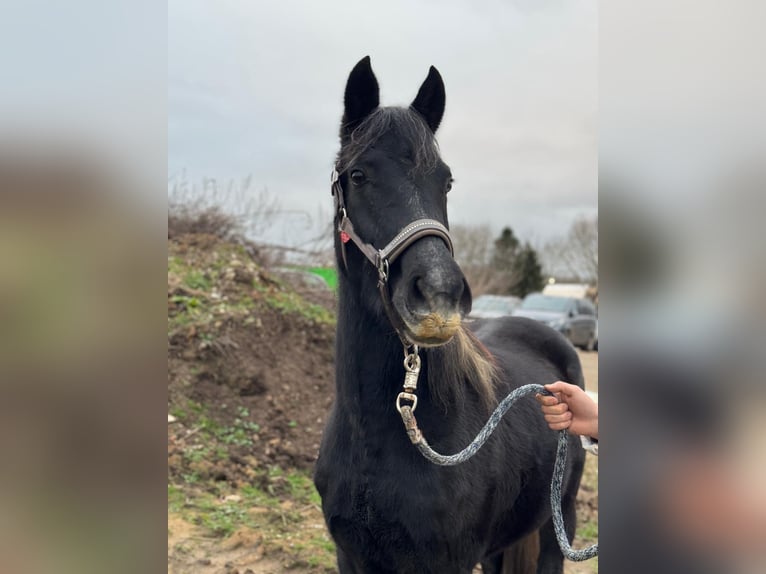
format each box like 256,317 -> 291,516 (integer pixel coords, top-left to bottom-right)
512,293 -> 598,351
469,294 -> 521,319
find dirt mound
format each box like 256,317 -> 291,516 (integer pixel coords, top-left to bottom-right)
168,232 -> 336,487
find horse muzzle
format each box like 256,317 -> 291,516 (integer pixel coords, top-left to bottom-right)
405,311 -> 463,346
393,264 -> 471,347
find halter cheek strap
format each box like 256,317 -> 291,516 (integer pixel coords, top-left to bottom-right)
331,168 -> 454,344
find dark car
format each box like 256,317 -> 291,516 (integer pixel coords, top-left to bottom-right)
512,293 -> 598,351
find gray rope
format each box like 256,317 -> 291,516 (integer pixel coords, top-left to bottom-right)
412,383 -> 598,561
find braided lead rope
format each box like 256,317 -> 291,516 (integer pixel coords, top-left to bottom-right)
550,422 -> 600,561
396,356 -> 598,561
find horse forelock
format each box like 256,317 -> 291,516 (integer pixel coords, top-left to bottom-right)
337,107 -> 441,175
426,325 -> 498,413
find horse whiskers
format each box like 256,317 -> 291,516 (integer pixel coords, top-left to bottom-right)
411,312 -> 462,341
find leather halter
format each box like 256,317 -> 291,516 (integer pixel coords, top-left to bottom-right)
331,167 -> 454,345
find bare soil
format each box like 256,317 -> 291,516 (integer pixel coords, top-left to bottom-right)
578,349 -> 599,393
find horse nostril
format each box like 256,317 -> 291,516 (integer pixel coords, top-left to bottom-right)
410,277 -> 429,312
410,273 -> 464,315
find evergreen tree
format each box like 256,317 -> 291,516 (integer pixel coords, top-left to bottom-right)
491,227 -> 519,271
510,242 -> 545,297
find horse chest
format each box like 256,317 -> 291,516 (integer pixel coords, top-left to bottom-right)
319,439 -> 481,555
323,473 -> 478,572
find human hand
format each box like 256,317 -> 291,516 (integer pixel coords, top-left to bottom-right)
535,381 -> 598,439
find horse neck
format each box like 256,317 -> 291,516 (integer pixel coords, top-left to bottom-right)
334,275 -> 412,417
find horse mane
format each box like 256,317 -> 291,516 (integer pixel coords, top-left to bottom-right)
426,325 -> 499,413
337,107 -> 441,175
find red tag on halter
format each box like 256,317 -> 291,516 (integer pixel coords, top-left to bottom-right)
340,231 -> 351,244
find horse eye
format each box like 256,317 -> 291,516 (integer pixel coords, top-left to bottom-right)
349,170 -> 366,186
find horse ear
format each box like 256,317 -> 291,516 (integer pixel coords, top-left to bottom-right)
342,56 -> 379,136
410,66 -> 445,133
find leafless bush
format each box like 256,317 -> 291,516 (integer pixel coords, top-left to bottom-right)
167,204 -> 240,240
541,215 -> 598,283
168,172 -> 338,269
168,173 -> 281,240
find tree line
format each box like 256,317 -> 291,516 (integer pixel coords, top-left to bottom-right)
451,215 -> 598,298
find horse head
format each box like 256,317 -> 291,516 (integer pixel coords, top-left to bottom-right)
335,56 -> 471,347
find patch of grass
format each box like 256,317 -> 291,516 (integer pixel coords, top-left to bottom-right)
167,293 -> 212,332
305,532 -> 336,569
197,502 -> 249,537
262,291 -> 335,324
284,470 -> 322,506
169,399 -> 205,424
182,471 -> 200,485
219,417 -> 261,447
184,270 -> 212,291
169,473 -> 336,570
171,294 -> 201,309
214,446 -> 229,461
188,401 -> 205,415
184,445 -> 211,463
168,485 -> 186,512
240,484 -> 280,509
173,489 -> 252,538
234,294 -> 257,311
168,255 -> 188,278
197,414 -> 221,435
168,311 -> 201,332
192,413 -> 260,447
578,519 -> 598,541
292,534 -> 337,570
169,240 -> 335,342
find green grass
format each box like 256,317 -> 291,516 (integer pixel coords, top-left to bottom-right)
240,484 -> 280,508
184,446 -> 211,463
197,502 -> 248,537
283,470 -> 322,506
168,255 -> 187,277
262,290 -> 335,324
578,519 -> 598,541
170,294 -> 201,309
179,265 -> 213,292
170,405 -> 188,421
170,465 -> 336,569
168,485 -> 186,512
168,240 -> 336,342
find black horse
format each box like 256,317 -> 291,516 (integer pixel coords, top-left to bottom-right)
314,56 -> 586,574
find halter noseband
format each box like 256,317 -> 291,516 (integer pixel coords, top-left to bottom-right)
331,167 -> 454,345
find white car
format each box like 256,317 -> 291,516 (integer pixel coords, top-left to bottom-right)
469,294 -> 521,319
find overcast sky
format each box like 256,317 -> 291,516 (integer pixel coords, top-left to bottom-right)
169,0 -> 597,247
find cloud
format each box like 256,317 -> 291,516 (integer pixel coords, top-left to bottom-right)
169,0 -> 597,243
